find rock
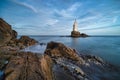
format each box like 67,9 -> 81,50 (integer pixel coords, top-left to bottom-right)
18,36 -> 38,47
53,65 -> 76,80
12,30 -> 17,39
45,41 -> 84,64
0,59 -> 8,70
74,67 -> 85,76
0,18 -> 13,45
5,52 -> 54,80
3,35 -> 38,50
0,18 -> 38,50
80,33 -> 88,37
0,40 -> 119,80
17,42 -> 26,49
39,43 -> 46,46
82,55 -> 104,65
40,54 -> 54,80
71,31 -> 88,37
0,18 -> 18,46
71,31 -> 80,37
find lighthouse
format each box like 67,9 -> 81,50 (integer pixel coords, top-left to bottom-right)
71,19 -> 80,37
73,19 -> 78,31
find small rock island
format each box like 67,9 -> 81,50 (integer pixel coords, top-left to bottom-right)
71,19 -> 88,37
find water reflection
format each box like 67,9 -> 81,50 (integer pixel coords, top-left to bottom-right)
71,38 -> 78,48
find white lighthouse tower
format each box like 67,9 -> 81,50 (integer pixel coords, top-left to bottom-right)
73,19 -> 78,31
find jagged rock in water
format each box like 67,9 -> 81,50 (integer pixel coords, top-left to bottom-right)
71,31 -> 81,37
80,33 -> 88,37
7,35 -> 38,50
45,41 -> 84,64
18,36 -> 38,47
71,31 -> 88,37
5,52 -> 54,80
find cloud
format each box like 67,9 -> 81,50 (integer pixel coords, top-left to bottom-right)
46,19 -> 59,26
54,2 -> 81,18
11,0 -> 38,13
112,16 -> 118,23
78,15 -> 100,23
1,0 -> 120,35
68,2 -> 81,11
81,24 -> 120,31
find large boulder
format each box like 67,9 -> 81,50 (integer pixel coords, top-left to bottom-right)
45,41 -> 84,64
0,18 -> 17,45
18,36 -> 38,47
5,52 -> 54,80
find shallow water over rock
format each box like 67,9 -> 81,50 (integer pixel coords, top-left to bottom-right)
22,44 -> 46,54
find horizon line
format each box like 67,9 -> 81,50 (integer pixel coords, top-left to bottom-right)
18,35 -> 120,37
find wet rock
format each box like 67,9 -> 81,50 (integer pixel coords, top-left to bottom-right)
82,55 -> 104,64
53,65 -> 76,80
54,58 -> 87,80
5,52 -> 54,80
39,43 -> 46,46
74,67 -> 84,76
18,36 -> 38,47
45,41 -> 84,64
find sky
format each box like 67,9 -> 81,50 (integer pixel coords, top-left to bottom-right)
0,0 -> 120,35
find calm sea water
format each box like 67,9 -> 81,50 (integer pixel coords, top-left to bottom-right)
24,36 -> 120,67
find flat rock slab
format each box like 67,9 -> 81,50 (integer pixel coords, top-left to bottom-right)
5,52 -> 54,80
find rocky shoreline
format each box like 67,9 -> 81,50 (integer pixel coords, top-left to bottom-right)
0,18 -> 119,80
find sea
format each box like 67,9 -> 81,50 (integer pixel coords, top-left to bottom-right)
0,36 -> 120,80
21,35 -> 120,79
24,36 -> 120,66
